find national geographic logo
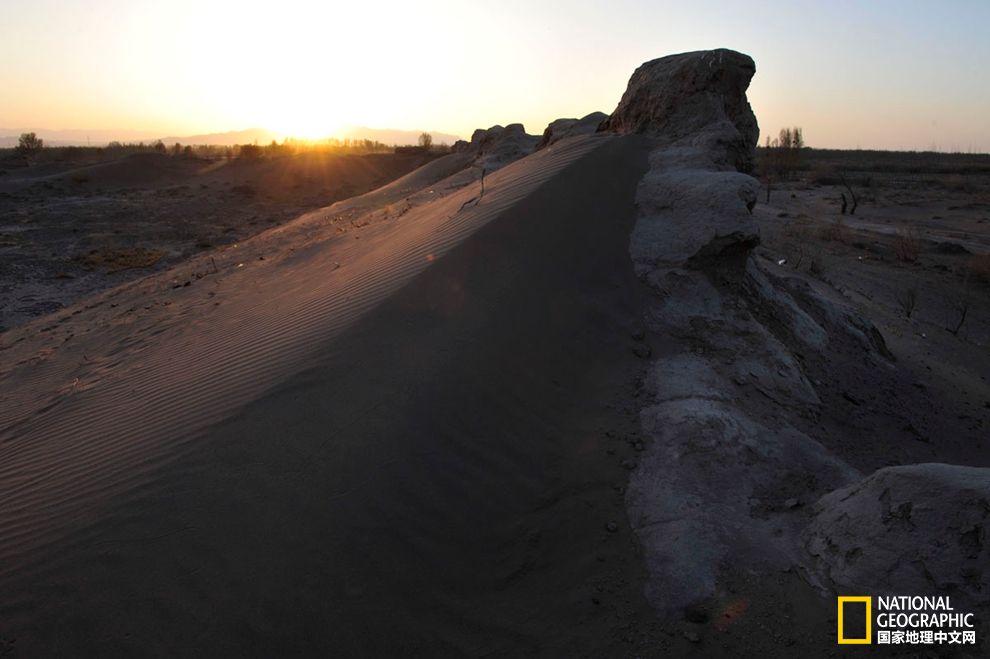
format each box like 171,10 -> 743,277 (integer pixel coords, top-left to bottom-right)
837,595 -> 978,646
837,596 -> 871,644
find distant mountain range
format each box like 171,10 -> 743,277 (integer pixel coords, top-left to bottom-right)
0,128 -> 162,148
156,128 -> 279,147
159,125 -> 463,147
1,125 -> 463,148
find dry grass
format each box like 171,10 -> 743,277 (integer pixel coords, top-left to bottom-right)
77,246 -> 163,273
818,216 -> 849,243
894,227 -> 923,262
776,222 -> 817,270
808,243 -> 829,277
940,174 -> 973,192
807,163 -> 841,186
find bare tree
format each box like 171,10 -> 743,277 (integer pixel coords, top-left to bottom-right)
418,132 -> 433,150
760,135 -> 776,202
839,173 -> 859,215
792,127 -> 804,150
16,132 -> 44,155
760,127 -> 805,203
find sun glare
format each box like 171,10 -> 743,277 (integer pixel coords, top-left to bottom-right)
264,102 -> 342,141
273,116 -> 342,141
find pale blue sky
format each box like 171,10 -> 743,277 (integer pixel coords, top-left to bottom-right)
1,0 -> 987,150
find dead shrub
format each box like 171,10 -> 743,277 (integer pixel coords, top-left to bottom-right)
77,246 -> 163,273
780,222 -> 816,269
894,227 -> 922,262
808,245 -> 828,277
819,216 -> 849,243
808,163 -> 841,186
895,283 -> 919,319
944,274 -> 972,336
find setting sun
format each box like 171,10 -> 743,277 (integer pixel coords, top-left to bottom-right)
266,106 -> 342,141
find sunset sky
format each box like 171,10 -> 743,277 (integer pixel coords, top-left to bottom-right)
2,0 -> 988,151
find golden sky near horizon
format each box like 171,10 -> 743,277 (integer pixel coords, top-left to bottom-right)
1,0 -> 988,151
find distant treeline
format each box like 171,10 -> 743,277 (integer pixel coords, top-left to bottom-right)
0,135 -> 451,163
758,147 -> 990,175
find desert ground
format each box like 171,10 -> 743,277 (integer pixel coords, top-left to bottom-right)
1,49 -> 989,657
0,148 -> 436,330
756,150 -> 990,474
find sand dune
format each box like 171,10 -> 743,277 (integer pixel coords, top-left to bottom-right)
0,134 -> 665,654
0,136 -> 602,556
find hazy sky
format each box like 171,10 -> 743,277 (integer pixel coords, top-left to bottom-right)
1,0 -> 988,150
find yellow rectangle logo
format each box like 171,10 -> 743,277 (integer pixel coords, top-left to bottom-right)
838,596 -> 872,644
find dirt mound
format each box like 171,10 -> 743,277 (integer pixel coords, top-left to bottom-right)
53,152 -> 193,188
453,124 -> 539,171
804,464 -> 990,603
538,112 -> 608,149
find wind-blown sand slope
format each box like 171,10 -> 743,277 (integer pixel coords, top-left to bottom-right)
0,136 -> 665,654
0,136 -> 598,550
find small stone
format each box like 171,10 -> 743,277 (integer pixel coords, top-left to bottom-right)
605,521 -> 619,533
785,498 -> 800,509
621,459 -> 637,470
683,631 -> 701,643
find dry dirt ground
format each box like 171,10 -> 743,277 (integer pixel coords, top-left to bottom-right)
0,150 -> 435,331
627,152 -> 990,658
754,154 -> 990,467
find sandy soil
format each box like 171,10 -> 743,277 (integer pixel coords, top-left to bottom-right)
755,166 -> 990,474
0,150 -> 435,330
0,135 -> 712,656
